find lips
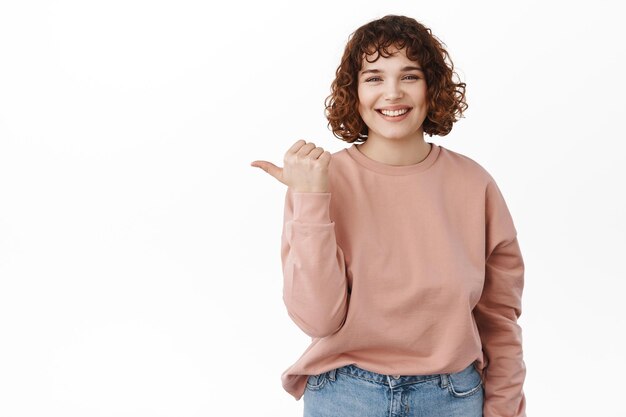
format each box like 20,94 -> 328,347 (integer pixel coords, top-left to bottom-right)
376,108 -> 412,115
376,105 -> 413,111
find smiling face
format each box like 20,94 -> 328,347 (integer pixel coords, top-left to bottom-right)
357,45 -> 429,144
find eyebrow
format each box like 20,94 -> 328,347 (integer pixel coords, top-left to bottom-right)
360,65 -> 424,76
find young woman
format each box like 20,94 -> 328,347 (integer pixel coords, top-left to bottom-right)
251,14 -> 527,417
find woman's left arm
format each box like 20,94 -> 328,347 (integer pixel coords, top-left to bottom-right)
473,179 -> 527,417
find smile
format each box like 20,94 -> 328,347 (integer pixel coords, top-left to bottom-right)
378,108 -> 410,116
376,108 -> 412,121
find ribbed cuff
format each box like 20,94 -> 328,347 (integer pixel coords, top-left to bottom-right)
292,192 -> 332,223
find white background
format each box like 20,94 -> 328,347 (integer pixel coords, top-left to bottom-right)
1,0 -> 624,416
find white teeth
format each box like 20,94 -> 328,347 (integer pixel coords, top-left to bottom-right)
380,108 -> 409,116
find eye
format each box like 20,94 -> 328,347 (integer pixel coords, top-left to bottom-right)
364,75 -> 421,82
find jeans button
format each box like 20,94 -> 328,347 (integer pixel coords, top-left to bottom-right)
392,374 -> 400,379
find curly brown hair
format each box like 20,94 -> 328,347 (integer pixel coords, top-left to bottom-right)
324,15 -> 468,143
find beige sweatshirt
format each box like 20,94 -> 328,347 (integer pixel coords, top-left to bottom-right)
280,142 -> 526,417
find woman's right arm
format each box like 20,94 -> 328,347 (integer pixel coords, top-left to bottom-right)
281,187 -> 349,338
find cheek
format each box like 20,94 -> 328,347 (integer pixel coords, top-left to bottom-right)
356,102 -> 366,119
357,87 -> 374,110
419,85 -> 429,102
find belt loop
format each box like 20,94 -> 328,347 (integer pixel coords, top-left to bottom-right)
328,368 -> 337,381
440,373 -> 449,388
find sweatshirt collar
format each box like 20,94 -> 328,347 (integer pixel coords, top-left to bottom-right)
346,142 -> 440,175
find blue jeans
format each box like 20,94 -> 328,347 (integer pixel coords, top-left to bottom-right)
303,361 -> 484,417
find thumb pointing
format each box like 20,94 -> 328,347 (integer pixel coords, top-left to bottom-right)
250,160 -> 282,181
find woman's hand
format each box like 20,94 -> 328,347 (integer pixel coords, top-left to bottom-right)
250,139 -> 331,193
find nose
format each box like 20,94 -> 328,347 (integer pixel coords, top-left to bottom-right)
384,80 -> 403,100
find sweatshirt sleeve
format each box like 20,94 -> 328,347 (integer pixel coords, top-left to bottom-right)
281,187 -> 349,338
473,180 -> 527,417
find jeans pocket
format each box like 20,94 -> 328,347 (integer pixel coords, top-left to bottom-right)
305,371 -> 329,391
446,363 -> 483,398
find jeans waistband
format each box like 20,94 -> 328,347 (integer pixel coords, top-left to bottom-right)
328,363 -> 468,389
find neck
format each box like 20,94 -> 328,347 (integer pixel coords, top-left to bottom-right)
356,135 -> 431,166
